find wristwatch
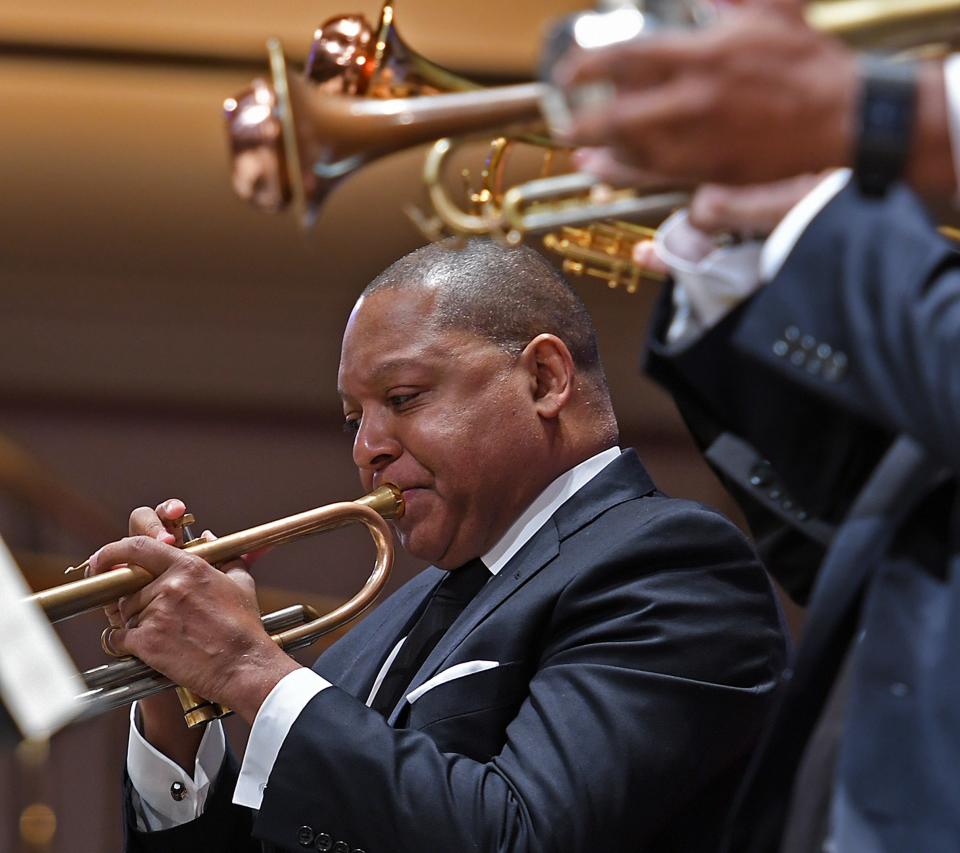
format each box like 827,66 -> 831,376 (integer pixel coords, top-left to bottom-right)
854,55 -> 918,197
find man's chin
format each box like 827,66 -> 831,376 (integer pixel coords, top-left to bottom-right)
396,523 -> 449,567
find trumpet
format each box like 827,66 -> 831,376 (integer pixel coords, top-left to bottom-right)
29,485 -> 403,727
422,0 -> 960,245
223,0 -> 960,234
223,0 -> 543,225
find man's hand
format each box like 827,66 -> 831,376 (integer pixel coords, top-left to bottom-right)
91,512 -> 300,728
631,174 -> 825,273
686,173 -> 826,234
555,6 -> 857,187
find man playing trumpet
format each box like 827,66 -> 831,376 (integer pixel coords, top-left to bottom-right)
92,239 -> 785,853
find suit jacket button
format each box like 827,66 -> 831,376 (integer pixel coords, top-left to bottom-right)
749,461 -> 774,487
297,827 -> 315,847
315,833 -> 333,851
333,842 -> 350,853
352,849 -> 367,853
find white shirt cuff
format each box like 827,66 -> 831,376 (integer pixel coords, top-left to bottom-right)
232,667 -> 331,810
658,170 -> 853,347
759,169 -> 852,282
655,210 -> 764,346
126,702 -> 226,831
944,54 -> 960,200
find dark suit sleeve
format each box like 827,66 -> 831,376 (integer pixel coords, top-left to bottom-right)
252,503 -> 784,853
646,271 -> 892,528
730,182 -> 960,471
122,749 -> 258,853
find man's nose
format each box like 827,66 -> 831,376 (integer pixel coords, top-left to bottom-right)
352,414 -> 401,474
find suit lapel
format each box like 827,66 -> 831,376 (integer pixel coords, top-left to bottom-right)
386,449 -> 657,724
387,520 -> 560,725
325,568 -> 444,699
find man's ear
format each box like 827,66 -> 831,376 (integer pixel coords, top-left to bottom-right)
519,334 -> 576,419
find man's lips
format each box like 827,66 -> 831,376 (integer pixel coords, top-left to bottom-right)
400,486 -> 429,498
398,486 -> 430,508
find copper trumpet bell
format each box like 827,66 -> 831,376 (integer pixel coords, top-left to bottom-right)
223,0 -> 488,224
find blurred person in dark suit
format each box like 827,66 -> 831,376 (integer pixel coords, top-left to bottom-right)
90,240 -> 786,853
645,176 -> 960,852
552,1 -> 960,847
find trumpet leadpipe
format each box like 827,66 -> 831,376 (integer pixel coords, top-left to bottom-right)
29,484 -> 403,624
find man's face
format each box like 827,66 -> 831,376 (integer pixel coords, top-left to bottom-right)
338,288 -> 542,569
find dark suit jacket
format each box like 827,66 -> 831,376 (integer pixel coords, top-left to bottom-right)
123,450 -> 786,853
647,183 -> 960,852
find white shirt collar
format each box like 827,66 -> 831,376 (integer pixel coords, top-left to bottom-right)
481,446 -> 621,576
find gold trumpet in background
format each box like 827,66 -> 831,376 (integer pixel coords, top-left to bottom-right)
516,0 -> 960,290
425,0 -> 960,237
29,485 -> 403,727
222,0 -> 960,233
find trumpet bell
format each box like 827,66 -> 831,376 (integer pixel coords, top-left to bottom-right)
224,0 -> 481,224
306,1 -> 478,98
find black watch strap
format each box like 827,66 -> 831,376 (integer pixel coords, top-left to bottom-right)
854,55 -> 918,197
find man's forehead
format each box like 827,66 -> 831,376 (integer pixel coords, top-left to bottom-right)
338,284 -> 507,391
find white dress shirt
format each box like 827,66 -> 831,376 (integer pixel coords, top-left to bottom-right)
663,58 -> 960,346
128,446 -> 622,829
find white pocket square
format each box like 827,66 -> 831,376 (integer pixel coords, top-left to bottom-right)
405,660 -> 499,705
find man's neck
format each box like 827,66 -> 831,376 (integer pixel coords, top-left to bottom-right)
480,445 -> 621,576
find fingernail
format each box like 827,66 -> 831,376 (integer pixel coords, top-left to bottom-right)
89,549 -> 101,570
163,500 -> 179,514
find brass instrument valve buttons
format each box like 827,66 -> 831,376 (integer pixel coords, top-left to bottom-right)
169,513 -> 201,547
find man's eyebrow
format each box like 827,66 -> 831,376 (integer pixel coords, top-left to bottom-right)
369,358 -> 427,382
337,358 -> 430,398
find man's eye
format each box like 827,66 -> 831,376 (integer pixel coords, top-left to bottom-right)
343,419 -> 360,436
388,393 -> 419,408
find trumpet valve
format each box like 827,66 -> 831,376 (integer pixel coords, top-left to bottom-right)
169,512 -> 201,546
175,687 -> 231,729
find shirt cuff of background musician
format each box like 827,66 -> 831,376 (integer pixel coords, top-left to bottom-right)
660,169 -> 852,347
126,702 -> 226,831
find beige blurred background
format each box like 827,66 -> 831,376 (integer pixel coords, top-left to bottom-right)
0,1 -> 753,849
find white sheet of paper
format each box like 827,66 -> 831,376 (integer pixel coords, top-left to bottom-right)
0,535 -> 80,739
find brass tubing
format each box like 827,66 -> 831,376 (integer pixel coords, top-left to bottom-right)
271,505 -> 392,650
807,0 -> 960,43
32,566 -> 152,624
297,83 -> 547,157
29,484 -> 403,624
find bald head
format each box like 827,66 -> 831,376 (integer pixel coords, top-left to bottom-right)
364,239 -> 611,394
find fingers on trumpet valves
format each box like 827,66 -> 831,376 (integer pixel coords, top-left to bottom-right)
127,499 -> 187,545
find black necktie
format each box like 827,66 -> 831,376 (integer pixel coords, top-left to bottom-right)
371,558 -> 490,717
